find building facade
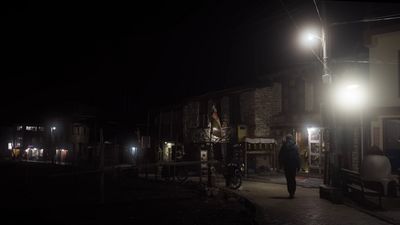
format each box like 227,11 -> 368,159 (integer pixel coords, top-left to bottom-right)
2,116 -> 129,167
268,65 -> 324,174
154,83 -> 282,174
366,26 -> 400,172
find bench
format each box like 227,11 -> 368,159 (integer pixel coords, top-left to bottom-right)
340,168 -> 382,208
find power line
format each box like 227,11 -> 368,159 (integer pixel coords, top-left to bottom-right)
278,0 -> 299,30
330,15 -> 400,26
313,0 -> 323,23
310,48 -> 324,65
373,13 -> 400,19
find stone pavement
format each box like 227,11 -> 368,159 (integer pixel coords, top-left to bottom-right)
226,180 -> 395,225
245,173 -> 323,188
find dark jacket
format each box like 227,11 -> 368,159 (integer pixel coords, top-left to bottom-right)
279,139 -> 300,170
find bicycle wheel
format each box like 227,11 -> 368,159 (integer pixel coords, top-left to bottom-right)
176,169 -> 189,182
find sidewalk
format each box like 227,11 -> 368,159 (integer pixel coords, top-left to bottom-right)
244,172 -> 323,188
227,180 -> 400,225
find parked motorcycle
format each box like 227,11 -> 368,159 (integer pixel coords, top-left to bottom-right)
224,162 -> 245,189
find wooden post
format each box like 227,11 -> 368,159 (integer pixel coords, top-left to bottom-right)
244,142 -> 248,178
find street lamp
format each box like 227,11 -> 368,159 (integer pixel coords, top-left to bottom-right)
49,126 -> 57,163
131,146 -> 137,155
334,83 -> 365,109
334,82 -> 366,162
300,27 -> 344,201
131,146 -> 138,165
301,28 -> 330,85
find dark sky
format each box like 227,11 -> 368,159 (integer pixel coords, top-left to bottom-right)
3,1 -> 400,125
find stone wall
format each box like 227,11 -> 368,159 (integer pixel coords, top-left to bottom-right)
272,83 -> 282,116
239,90 -> 255,137
239,83 -> 282,138
254,87 -> 271,137
181,83 -> 282,142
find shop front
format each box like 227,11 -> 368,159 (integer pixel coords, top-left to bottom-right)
24,146 -> 44,161
271,113 -> 324,175
55,148 -> 69,163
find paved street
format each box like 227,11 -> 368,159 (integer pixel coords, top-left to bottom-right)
230,181 -> 392,225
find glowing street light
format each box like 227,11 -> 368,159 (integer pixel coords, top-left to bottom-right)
131,146 -> 137,155
334,83 -> 366,110
334,82 -> 366,162
300,28 -> 330,84
300,30 -> 321,47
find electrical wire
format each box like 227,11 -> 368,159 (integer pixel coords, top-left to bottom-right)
279,0 -> 325,66
278,0 -> 299,30
313,0 -> 322,23
373,13 -> 400,19
310,48 -> 324,65
330,15 -> 400,26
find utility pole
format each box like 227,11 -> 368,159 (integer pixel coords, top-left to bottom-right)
317,1 -> 342,203
99,128 -> 104,204
208,105 -> 217,188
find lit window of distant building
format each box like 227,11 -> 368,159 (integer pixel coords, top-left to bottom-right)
26,126 -> 37,131
17,126 -> 24,131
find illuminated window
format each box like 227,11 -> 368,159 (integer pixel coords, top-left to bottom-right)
8,142 -> 12,150
26,126 -> 37,131
16,126 -> 23,131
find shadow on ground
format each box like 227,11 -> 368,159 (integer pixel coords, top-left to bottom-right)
0,161 -> 257,225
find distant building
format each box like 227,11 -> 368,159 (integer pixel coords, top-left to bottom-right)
1,115 -> 129,167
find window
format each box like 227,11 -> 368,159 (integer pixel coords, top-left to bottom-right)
26,126 -> 37,131
73,127 -> 80,135
16,126 -> 23,131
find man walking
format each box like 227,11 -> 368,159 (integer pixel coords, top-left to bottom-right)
279,134 -> 301,199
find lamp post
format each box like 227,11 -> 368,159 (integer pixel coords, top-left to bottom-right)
301,27 -> 343,201
50,126 -> 57,164
301,26 -> 369,202
131,146 -> 137,165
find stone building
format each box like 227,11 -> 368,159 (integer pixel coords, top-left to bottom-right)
154,82 -> 282,174
267,64 -> 325,174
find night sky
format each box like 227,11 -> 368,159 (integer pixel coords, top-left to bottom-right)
3,1 -> 400,125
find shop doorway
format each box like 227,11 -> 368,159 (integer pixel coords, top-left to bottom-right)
296,127 -> 324,174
